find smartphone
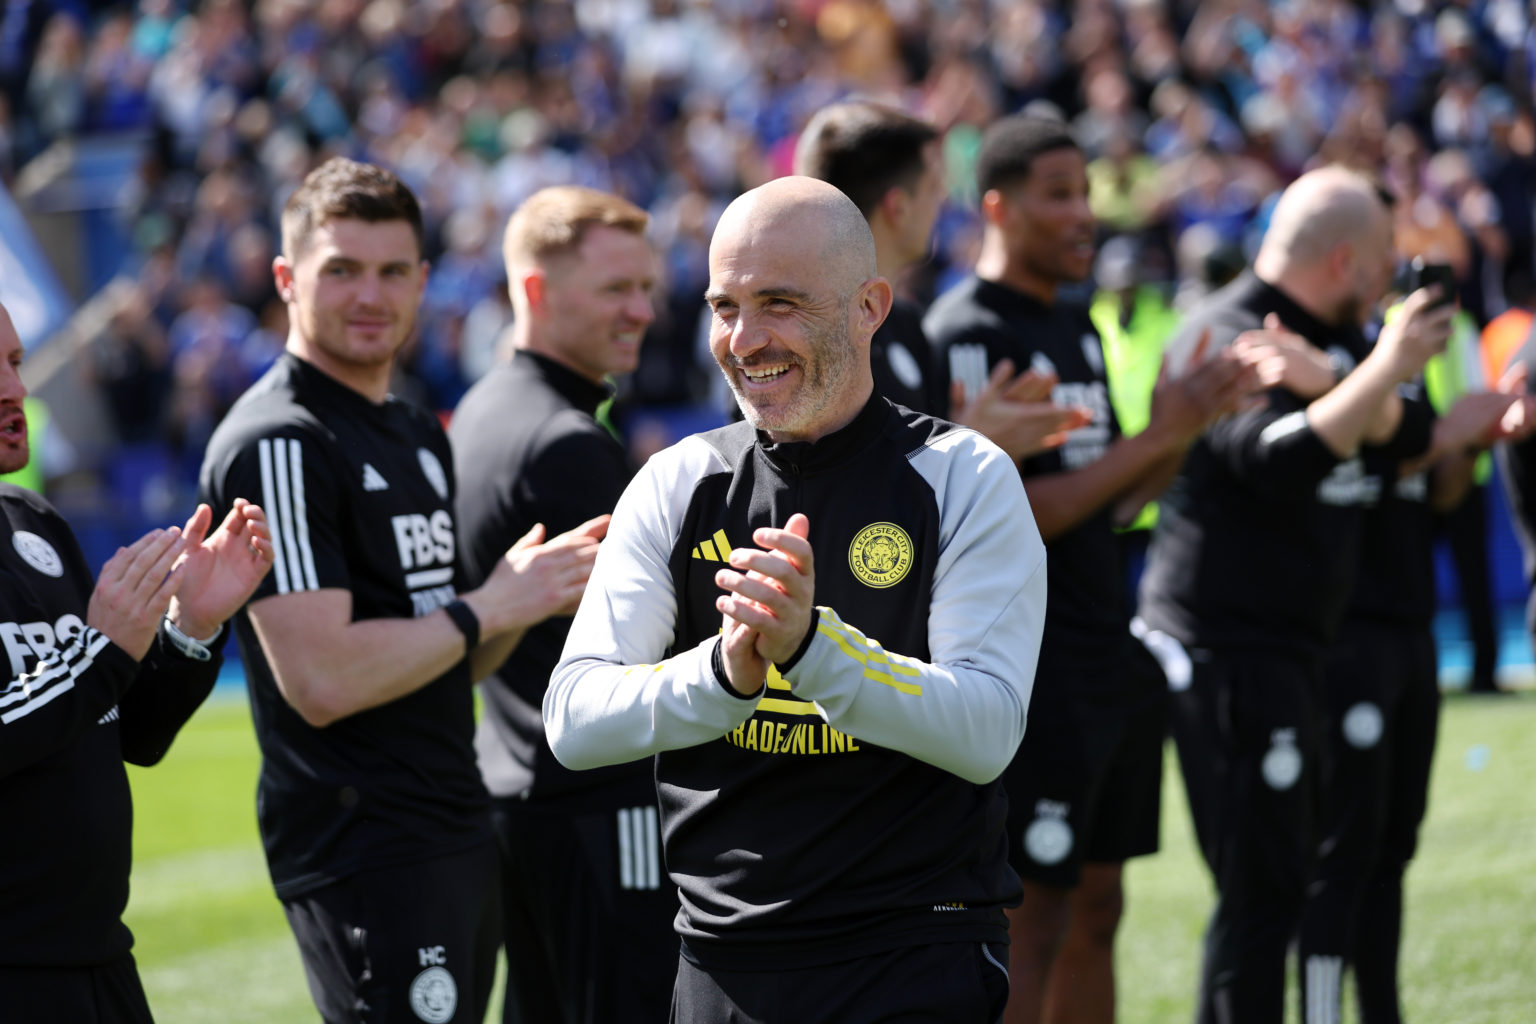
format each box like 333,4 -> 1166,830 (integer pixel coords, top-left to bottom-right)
1404,257 -> 1457,308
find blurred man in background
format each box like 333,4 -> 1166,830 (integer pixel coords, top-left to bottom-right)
452,185 -> 674,1024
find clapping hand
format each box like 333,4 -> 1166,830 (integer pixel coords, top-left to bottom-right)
168,499 -> 276,640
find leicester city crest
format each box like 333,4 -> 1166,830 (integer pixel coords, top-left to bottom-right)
13,531 -> 63,578
848,522 -> 914,589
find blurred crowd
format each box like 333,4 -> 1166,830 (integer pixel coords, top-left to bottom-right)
3,0 -> 1535,490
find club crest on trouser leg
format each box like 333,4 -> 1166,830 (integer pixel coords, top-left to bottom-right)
1262,729 -> 1302,791
409,965 -> 457,1023
1024,799 -> 1074,865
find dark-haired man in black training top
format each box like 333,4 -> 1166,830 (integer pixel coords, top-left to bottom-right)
796,100 -> 1088,460
452,185 -> 675,1024
925,114 -> 1259,1024
200,158 -> 606,1024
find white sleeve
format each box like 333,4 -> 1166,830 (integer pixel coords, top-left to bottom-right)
544,439 -> 760,770
784,429 -> 1044,785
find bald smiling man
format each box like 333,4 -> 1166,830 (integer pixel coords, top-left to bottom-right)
545,176 -> 1047,1022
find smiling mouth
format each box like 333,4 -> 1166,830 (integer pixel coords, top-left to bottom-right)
741,364 -> 792,384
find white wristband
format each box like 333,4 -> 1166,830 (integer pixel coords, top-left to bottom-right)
161,617 -> 222,662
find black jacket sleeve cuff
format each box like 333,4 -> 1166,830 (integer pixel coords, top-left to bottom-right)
775,607 -> 821,675
711,637 -> 760,701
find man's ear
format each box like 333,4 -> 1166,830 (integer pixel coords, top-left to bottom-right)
854,276 -> 895,344
1328,241 -> 1354,289
273,256 -> 295,302
980,188 -> 1009,227
520,267 -> 549,312
877,184 -> 909,232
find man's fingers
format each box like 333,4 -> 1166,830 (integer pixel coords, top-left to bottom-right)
183,503 -> 215,547
509,523 -> 547,552
785,513 -> 810,540
150,560 -> 187,606
1190,325 -> 1213,366
1007,369 -> 1056,403
132,531 -> 188,603
1049,406 -> 1092,433
563,514 -> 611,541
716,568 -> 791,610
1498,360 -> 1529,395
728,548 -> 807,591
983,358 -> 1016,396
122,528 -> 182,590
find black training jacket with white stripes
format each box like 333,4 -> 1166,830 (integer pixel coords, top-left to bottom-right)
0,484 -> 223,966
200,353 -> 490,901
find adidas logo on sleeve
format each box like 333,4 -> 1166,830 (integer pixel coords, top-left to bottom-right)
362,464 -> 389,491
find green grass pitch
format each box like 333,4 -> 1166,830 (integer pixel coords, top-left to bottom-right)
127,691 -> 1536,1023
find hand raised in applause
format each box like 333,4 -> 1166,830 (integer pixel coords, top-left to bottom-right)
715,513 -> 814,697
1233,314 -> 1339,399
168,499 -> 275,639
87,527 -> 189,661
465,515 -> 610,635
951,359 -> 1092,459
1145,327 -> 1265,446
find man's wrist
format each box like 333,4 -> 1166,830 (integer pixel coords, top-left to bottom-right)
1136,420 -> 1190,456
712,638 -> 763,700
161,616 -> 222,661
775,608 -> 821,674
443,599 -> 481,655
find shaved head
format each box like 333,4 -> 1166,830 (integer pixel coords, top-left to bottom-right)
1259,166 -> 1389,268
705,176 -> 892,443
1254,165 -> 1397,326
712,176 -> 877,299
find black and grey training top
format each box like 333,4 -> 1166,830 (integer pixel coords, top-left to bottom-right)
451,350 -> 644,801
546,395 -> 1046,970
1,485 -> 222,966
199,353 -> 490,901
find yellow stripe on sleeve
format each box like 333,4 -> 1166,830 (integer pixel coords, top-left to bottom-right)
815,609 -> 924,697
